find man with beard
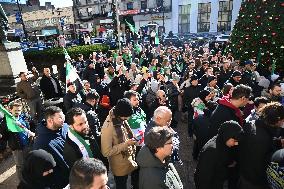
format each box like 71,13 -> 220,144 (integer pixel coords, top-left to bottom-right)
63,107 -> 100,169
33,106 -> 69,188
263,83 -> 283,103
226,71 -> 242,87
124,90 -> 147,189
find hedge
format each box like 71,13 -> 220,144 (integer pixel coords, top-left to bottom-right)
23,44 -> 110,65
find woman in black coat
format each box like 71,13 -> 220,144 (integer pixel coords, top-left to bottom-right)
194,121 -> 243,189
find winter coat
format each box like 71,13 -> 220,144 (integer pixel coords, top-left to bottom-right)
165,82 -> 180,111
194,122 -> 243,189
0,115 -> 30,151
63,132 -> 101,169
16,73 -> 40,101
33,121 -> 69,189
82,67 -> 97,88
183,85 -> 203,110
108,75 -> 131,106
63,91 -> 82,112
239,119 -> 282,187
218,68 -> 232,88
209,97 -> 243,138
40,75 -> 63,100
101,110 -> 137,176
137,146 -> 183,189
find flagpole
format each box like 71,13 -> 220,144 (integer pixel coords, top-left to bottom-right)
116,0 -> 122,53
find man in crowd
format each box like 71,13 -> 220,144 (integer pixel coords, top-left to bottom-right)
209,84 -> 252,138
137,126 -> 183,189
124,90 -> 147,189
239,102 -> 284,189
0,100 -> 33,180
69,158 -> 108,189
16,68 -> 42,121
40,67 -> 63,100
63,82 -> 82,112
263,83 -> 282,103
64,107 -> 102,169
33,106 -> 69,188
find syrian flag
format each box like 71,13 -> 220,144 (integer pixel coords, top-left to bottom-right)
155,33 -> 160,45
0,104 -> 35,137
63,47 -> 83,92
125,20 -> 138,35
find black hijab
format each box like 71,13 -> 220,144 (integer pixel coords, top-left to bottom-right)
18,149 -> 56,189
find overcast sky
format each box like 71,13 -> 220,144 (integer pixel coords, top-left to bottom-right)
39,0 -> 73,8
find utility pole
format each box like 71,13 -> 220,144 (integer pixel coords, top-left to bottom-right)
116,0 -> 121,53
162,0 -> 165,38
16,0 -> 28,41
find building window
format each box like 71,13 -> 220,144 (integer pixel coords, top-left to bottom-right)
178,4 -> 190,33
127,2 -> 133,10
197,3 -> 211,32
87,7 -> 92,16
156,0 -> 163,7
76,0 -> 81,5
86,0 -> 92,4
218,0 -> 233,32
141,0 -> 147,9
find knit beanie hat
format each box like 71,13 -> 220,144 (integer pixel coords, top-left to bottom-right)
232,71 -> 242,78
208,75 -> 217,83
190,74 -> 199,81
113,98 -> 133,117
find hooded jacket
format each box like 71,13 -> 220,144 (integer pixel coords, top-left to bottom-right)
239,119 -> 282,187
194,121 -> 243,189
209,97 -> 243,138
33,121 -> 69,188
137,146 -> 183,189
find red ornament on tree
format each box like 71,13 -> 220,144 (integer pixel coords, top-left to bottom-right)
281,2 -> 284,7
256,15 -> 261,19
264,40 -> 268,44
271,32 -> 277,36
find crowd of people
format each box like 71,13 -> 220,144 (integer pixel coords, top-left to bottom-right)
0,39 -> 284,189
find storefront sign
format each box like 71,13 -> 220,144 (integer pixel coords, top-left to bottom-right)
119,9 -> 140,16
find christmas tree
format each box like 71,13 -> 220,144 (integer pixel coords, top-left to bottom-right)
228,0 -> 284,70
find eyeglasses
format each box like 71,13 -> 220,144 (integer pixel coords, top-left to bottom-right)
164,142 -> 173,145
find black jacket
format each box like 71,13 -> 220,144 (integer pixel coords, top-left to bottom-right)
63,133 -> 101,168
82,67 -> 97,88
108,75 -> 131,106
218,68 -> 232,88
239,119 -> 282,187
209,98 -> 243,138
63,91 -> 82,112
194,122 -> 243,189
183,84 -> 203,109
33,121 -> 69,189
39,75 -> 63,100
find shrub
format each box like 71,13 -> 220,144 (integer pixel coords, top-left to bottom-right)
24,44 -> 109,65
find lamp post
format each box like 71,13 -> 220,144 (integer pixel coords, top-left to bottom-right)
16,0 -> 28,40
116,0 -> 121,53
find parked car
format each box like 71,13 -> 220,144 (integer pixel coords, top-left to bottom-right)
91,37 -> 107,45
163,35 -> 182,47
215,34 -> 230,42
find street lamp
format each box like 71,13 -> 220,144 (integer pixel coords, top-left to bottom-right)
15,0 -> 28,40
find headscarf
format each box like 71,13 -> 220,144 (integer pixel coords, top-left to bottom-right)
18,149 -> 56,189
